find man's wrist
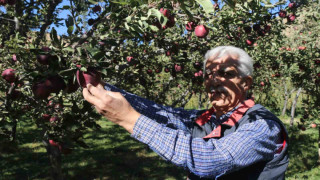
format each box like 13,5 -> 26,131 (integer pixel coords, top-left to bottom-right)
120,110 -> 141,134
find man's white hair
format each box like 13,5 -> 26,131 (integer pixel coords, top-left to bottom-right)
203,46 -> 253,77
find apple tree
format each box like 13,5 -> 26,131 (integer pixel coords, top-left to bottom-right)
0,0 -> 301,178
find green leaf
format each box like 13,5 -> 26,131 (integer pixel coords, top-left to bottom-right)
147,8 -> 162,21
88,0 -> 98,4
65,15 -> 74,28
67,26 -> 74,35
124,22 -> 130,31
195,0 -> 215,14
87,47 -> 103,58
224,0 -> 236,9
179,1 -> 193,19
140,16 -> 148,21
62,5 -> 70,9
80,67 -> 87,72
109,0 -> 130,5
93,51 -> 105,61
130,24 -> 144,34
149,25 -> 159,32
50,27 -> 59,47
125,16 -> 132,23
63,47 -> 75,53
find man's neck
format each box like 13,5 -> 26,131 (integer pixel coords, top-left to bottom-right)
214,102 -> 243,119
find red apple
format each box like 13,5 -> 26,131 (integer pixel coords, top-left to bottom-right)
194,70 -> 203,77
193,61 -> 203,70
126,56 -> 133,63
253,24 -> 260,31
260,81 -> 265,86
65,78 -> 79,93
76,67 -> 101,88
88,18 -> 95,26
146,69 -> 153,74
2,68 -> 16,83
155,68 -> 162,73
49,140 -> 59,147
166,50 -> 172,56
264,25 -> 271,32
50,116 -> 60,123
288,2 -> 296,9
174,64 -> 182,72
45,75 -> 66,94
226,34 -> 233,41
287,14 -> 296,22
41,46 -> 51,52
8,90 -> 21,100
279,10 -> 286,18
311,123 -> 317,128
54,103 -> 63,111
92,5 -> 101,12
195,25 -> 209,38
166,15 -> 175,28
298,46 -> 306,50
12,54 -> 17,62
7,0 -> 15,5
42,114 -> 51,121
254,62 -> 262,69
0,0 -> 7,5
244,26 -> 252,34
98,41 -> 105,46
32,81 -> 51,99
160,8 -> 170,18
186,22 -> 196,31
36,54 -> 51,65
164,67 -> 170,73
246,39 -> 254,46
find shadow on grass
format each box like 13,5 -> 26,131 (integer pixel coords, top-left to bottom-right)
286,126 -> 319,178
1,121 -> 186,180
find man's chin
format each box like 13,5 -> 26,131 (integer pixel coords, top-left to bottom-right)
211,101 -> 228,110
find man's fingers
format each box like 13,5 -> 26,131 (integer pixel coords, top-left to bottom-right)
83,87 -> 101,106
86,83 -> 105,97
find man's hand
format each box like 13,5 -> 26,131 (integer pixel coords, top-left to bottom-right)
82,83 -> 140,134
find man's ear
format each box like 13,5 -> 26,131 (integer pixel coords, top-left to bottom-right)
241,76 -> 253,91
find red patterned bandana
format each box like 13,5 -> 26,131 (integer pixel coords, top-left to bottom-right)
195,99 -> 255,139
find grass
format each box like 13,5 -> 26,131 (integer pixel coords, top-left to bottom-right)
1,117 -> 319,179
0,119 -> 187,179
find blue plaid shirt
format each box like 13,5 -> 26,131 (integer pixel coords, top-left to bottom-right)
104,83 -> 282,179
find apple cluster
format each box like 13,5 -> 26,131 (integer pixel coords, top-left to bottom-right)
0,0 -> 16,6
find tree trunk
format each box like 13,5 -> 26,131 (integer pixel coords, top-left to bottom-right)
43,140 -> 63,180
290,87 -> 302,127
11,119 -> 17,142
198,92 -> 202,110
281,84 -> 295,116
318,126 -> 320,165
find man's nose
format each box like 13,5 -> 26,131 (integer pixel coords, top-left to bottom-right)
212,76 -> 222,85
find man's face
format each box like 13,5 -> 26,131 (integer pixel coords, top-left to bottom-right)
204,55 -> 252,113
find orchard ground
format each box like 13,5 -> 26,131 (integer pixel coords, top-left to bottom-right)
1,109 -> 319,179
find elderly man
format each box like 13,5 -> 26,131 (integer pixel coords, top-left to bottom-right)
83,46 -> 289,179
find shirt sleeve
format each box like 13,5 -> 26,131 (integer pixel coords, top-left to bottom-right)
131,115 -> 282,178
104,83 -> 198,131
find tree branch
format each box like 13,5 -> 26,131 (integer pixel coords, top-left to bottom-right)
71,9 -> 111,49
35,0 -> 62,46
